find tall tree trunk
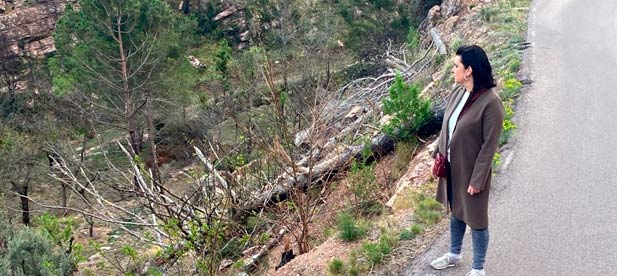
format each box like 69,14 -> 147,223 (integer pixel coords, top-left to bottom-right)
145,99 -> 162,189
11,167 -> 33,226
67,132 -> 90,210
115,14 -> 140,156
115,12 -> 142,192
47,151 -> 69,209
85,215 -> 95,238
12,184 -> 30,226
60,183 -> 67,209
20,187 -> 29,226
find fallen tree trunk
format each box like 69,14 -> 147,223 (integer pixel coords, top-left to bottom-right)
418,101 -> 446,137
240,100 -> 449,215
239,93 -> 449,216
242,228 -> 287,272
241,133 -> 394,214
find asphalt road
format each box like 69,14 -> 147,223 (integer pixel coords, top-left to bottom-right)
403,0 -> 617,275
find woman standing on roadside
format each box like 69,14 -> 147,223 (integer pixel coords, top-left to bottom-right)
429,45 -> 505,276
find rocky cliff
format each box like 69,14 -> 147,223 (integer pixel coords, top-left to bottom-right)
0,0 -> 71,58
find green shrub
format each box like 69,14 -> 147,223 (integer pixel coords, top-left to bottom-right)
415,205 -> 442,225
434,54 -> 446,65
246,215 -> 267,233
492,152 -> 502,169
501,78 -> 522,100
391,141 -> 417,181
232,259 -> 245,269
410,223 -> 424,235
399,229 -> 414,240
504,99 -> 515,121
348,161 -> 379,215
121,245 -> 138,262
35,214 -> 74,249
337,213 -> 366,242
357,200 -> 383,217
502,15 -> 516,23
378,234 -> 396,255
369,0 -> 394,10
500,119 -> 516,145
407,27 -> 419,49
348,250 -> 360,276
362,234 -> 396,265
417,198 -> 442,211
507,57 -> 521,73
362,243 -> 382,265
414,196 -> 442,226
258,232 -> 271,244
451,37 -> 466,52
328,258 -> 345,275
382,73 -> 432,140
3,227 -> 74,276
499,100 -> 517,145
479,7 -> 499,21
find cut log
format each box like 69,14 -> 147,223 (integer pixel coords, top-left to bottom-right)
213,6 -> 238,21
417,101 -> 446,137
430,28 -> 447,55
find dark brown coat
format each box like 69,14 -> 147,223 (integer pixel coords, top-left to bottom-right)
432,87 -> 505,229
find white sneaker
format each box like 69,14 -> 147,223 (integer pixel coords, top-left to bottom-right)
430,253 -> 461,270
466,269 -> 486,276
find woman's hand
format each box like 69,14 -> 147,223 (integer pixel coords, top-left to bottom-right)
467,185 -> 480,195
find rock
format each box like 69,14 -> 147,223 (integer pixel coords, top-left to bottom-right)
443,16 -> 460,34
343,106 -> 366,123
239,30 -> 250,42
88,253 -> 102,262
385,147 -> 434,210
432,71 -> 444,82
427,5 -> 441,27
441,0 -> 462,17
294,129 -> 310,147
0,1 -> 71,58
187,55 -> 205,69
238,42 -> 249,50
379,114 -> 392,127
219,259 -> 234,271
242,245 -> 260,257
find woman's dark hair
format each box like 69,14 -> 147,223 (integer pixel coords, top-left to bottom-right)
456,45 -> 496,93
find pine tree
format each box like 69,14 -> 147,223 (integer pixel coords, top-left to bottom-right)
51,0 -> 192,172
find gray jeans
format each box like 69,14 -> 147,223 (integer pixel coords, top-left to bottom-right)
450,216 -> 489,270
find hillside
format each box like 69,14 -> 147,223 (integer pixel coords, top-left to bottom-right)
0,0 -> 529,275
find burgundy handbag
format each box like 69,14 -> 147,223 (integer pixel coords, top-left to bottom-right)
432,153 -> 446,178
